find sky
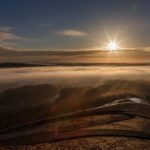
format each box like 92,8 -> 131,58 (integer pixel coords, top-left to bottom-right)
0,0 -> 150,51
0,0 -> 150,64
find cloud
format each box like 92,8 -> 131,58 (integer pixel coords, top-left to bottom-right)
0,26 -> 44,49
57,29 -> 87,37
142,47 -> 150,51
0,28 -> 18,41
0,26 -> 12,32
0,26 -> 25,48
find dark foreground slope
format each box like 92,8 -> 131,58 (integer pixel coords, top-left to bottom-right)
0,79 -> 149,149
1,137 -> 150,150
0,79 -> 149,129
0,98 -> 149,149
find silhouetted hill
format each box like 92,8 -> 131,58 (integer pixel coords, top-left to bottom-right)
0,63 -> 45,68
0,62 -> 150,68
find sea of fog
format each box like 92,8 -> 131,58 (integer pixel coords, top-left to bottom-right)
0,65 -> 149,136
0,66 -> 150,93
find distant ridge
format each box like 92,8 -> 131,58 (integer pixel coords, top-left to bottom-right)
0,62 -> 150,68
0,63 -> 46,68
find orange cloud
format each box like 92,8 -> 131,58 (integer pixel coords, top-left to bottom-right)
57,29 -> 87,37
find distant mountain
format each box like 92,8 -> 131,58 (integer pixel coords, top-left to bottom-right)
0,63 -> 46,68
0,62 -> 150,68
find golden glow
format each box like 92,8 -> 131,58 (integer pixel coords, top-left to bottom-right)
106,41 -> 119,51
102,28 -> 124,51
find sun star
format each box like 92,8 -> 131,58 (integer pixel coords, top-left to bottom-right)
106,41 -> 119,51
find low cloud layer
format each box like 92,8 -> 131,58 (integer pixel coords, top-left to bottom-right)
0,44 -> 150,64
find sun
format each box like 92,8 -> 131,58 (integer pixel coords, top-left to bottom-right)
106,41 -> 119,51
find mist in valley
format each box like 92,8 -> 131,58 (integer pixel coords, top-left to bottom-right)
0,65 -> 149,130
